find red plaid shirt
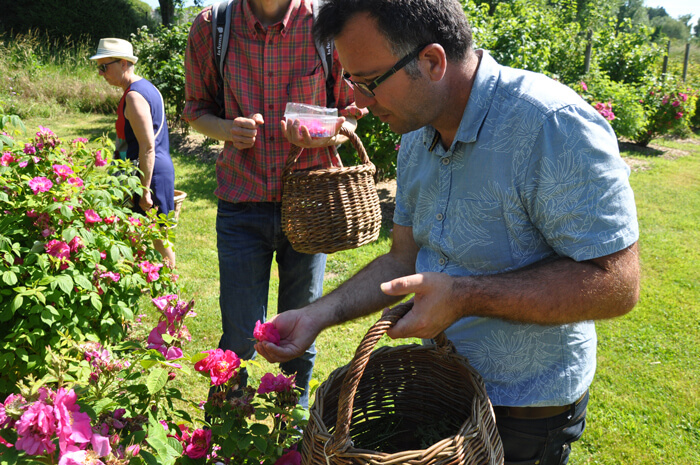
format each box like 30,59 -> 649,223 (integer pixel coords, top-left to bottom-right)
183,0 -> 366,202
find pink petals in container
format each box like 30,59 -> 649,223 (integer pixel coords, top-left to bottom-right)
284,102 -> 338,138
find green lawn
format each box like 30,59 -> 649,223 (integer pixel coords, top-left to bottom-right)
21,114 -> 700,464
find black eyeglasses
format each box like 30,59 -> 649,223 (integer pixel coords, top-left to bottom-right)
343,45 -> 427,98
97,59 -> 121,73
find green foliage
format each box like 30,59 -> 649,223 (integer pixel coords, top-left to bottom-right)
574,70 -> 647,140
131,25 -> 190,128
340,113 -> 401,181
0,296 -> 307,464
595,18 -> 664,85
0,119 -> 179,397
635,77 -> 698,145
0,32 -> 121,119
0,0 -> 157,45
474,0 -> 585,80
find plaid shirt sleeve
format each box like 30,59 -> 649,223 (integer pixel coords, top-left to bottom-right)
183,7 -> 220,122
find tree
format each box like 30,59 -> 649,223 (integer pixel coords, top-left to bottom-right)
0,0 -> 157,43
695,18 -> 700,37
157,0 -> 204,27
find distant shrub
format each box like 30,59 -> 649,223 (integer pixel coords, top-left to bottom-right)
573,70 -> 647,140
635,77 -> 698,145
131,25 -> 190,128
339,113 -> 400,181
0,0 -> 157,45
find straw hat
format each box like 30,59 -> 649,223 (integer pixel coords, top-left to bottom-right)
89,38 -> 138,64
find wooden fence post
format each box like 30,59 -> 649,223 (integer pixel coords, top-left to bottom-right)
682,42 -> 690,82
661,39 -> 670,81
584,30 -> 593,74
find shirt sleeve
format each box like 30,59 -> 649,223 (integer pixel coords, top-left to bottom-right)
183,7 -> 221,123
523,104 -> 639,261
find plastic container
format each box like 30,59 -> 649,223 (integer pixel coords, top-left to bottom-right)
284,102 -> 338,138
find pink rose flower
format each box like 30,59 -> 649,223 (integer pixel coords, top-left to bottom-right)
45,240 -> 71,260
53,164 -> 74,179
95,150 -> 108,167
257,373 -> 296,394
1,153 -> 14,166
140,261 -> 163,283
58,448 -> 105,465
184,428 -> 211,459
68,236 -> 84,253
67,176 -> 84,188
152,294 -> 178,312
274,450 -> 302,465
99,271 -> 120,282
14,399 -> 57,455
194,349 -> 241,386
253,320 -> 280,344
85,209 -> 102,224
28,176 -> 53,194
53,388 -> 93,453
580,81 -> 588,91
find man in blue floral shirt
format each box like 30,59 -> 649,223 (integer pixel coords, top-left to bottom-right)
257,1 -> 640,463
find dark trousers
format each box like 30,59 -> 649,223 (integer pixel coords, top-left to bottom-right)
496,391 -> 589,465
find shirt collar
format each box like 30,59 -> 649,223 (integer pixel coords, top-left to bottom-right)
243,0 -> 303,37
422,49 -> 499,151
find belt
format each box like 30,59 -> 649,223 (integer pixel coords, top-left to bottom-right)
493,391 -> 587,420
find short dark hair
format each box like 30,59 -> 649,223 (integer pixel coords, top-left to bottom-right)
313,0 -> 472,64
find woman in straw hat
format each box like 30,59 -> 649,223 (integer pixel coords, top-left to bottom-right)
91,38 -> 176,267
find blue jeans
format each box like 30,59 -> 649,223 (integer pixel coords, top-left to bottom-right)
496,391 -> 589,465
216,200 -> 326,408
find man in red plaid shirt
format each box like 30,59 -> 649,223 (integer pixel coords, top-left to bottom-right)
183,0 -> 365,408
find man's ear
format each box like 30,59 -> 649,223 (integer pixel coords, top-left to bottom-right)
420,43 -> 447,82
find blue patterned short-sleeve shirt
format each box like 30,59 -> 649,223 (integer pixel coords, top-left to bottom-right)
394,51 -> 638,407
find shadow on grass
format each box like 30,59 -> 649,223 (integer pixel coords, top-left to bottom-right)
618,141 -> 665,157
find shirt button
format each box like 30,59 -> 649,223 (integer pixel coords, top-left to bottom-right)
269,136 -> 275,141
268,72 -> 273,77
438,258 -> 446,265
442,157 -> 451,165
436,213 -> 444,221
268,104 -> 274,110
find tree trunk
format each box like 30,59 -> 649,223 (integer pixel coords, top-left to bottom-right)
159,0 -> 174,27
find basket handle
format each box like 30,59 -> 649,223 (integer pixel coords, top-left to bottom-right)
282,125 -> 372,175
325,300 -> 452,454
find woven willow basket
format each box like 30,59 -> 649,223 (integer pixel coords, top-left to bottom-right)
281,126 -> 381,254
302,302 -> 504,465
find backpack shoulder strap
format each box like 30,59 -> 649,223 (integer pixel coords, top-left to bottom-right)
212,0 -> 235,117
312,0 -> 336,108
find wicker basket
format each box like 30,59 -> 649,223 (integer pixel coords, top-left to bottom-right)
281,127 -> 381,254
302,302 -> 504,465
171,189 -> 187,227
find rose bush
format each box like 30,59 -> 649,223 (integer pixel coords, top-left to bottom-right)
0,297 -> 308,465
635,78 -> 699,146
0,119 -> 179,396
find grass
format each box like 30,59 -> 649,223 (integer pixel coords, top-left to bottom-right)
19,109 -> 700,463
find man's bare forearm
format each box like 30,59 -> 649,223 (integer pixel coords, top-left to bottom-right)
455,243 -> 640,325
188,114 -> 233,141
